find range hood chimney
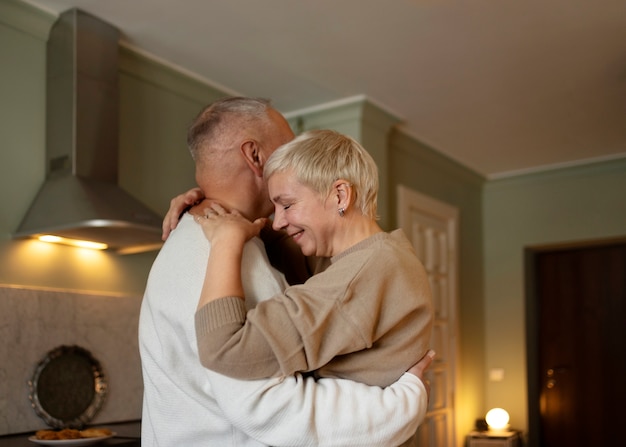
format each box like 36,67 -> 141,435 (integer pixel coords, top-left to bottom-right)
14,9 -> 163,254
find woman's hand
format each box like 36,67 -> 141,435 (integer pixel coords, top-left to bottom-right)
195,203 -> 264,309
195,203 -> 267,247
162,187 -> 205,240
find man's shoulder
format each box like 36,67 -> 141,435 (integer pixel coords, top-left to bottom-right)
162,213 -> 205,245
149,213 -> 208,274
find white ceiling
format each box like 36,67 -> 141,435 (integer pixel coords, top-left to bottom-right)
25,0 -> 626,178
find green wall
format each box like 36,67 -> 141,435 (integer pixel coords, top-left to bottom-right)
0,1 -> 47,240
0,0 -> 223,295
483,158 -> 626,432
3,0 -> 626,442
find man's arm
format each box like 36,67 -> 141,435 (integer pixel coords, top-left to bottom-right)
211,350 -> 435,446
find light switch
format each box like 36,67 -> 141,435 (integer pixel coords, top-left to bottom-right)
489,368 -> 505,382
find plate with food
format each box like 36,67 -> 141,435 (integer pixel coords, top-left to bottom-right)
29,428 -> 115,445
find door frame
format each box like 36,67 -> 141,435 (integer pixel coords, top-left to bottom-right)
397,184 -> 460,447
524,236 -> 626,446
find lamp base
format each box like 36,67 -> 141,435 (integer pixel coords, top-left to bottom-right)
467,430 -> 522,447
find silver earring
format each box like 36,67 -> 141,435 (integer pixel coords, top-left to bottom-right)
338,208 -> 345,217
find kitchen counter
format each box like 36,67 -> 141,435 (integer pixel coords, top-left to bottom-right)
0,421 -> 140,447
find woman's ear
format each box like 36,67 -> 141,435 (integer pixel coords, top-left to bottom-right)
240,140 -> 264,177
333,179 -> 353,209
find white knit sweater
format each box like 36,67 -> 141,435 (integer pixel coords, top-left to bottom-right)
139,213 -> 427,446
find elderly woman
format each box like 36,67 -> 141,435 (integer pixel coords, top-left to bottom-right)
195,129 -> 433,388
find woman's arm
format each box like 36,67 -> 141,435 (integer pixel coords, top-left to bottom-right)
195,243 -> 427,386
195,273 -> 362,380
195,204 -> 266,309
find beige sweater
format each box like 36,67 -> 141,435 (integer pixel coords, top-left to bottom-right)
195,229 -> 433,388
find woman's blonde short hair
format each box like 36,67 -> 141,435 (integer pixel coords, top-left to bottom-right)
264,129 -> 379,220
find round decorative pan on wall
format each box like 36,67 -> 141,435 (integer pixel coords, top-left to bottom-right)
29,345 -> 108,429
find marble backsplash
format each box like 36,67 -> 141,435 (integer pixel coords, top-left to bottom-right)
0,286 -> 143,435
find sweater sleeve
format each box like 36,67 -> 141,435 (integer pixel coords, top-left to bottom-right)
211,370 -> 429,446
195,295 -> 287,378
194,236 -> 412,381
195,277 -> 366,379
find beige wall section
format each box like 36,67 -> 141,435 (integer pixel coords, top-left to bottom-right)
483,158 -> 626,434
0,286 -> 144,434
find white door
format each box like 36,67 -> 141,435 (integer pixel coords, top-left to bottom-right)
397,185 -> 459,447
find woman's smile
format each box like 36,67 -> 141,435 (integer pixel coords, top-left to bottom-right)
290,229 -> 304,242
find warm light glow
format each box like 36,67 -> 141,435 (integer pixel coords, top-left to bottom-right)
116,243 -> 163,255
38,235 -> 63,243
38,235 -> 108,250
486,408 -> 510,430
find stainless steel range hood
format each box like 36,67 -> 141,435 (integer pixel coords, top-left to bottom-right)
14,8 -> 163,254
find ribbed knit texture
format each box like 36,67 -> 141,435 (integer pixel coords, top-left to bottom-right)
195,295 -> 247,335
195,229 -> 433,388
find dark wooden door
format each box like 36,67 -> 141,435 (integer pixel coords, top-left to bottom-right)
527,241 -> 626,447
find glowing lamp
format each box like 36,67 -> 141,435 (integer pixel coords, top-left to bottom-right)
38,235 -> 108,250
485,408 -> 510,432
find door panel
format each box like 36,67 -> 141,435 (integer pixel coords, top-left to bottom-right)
531,242 -> 626,446
397,185 -> 459,447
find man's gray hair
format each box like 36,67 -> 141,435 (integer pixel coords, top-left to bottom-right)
187,97 -> 272,161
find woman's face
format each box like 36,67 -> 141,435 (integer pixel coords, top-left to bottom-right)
268,170 -> 336,257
